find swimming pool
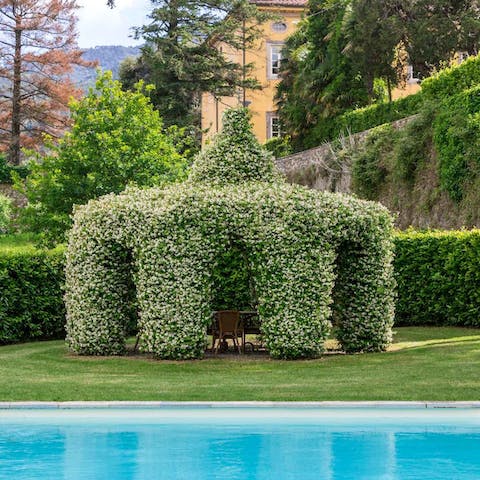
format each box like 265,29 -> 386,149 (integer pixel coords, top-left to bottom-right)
1,404 -> 479,479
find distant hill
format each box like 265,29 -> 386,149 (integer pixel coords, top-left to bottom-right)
73,45 -> 141,91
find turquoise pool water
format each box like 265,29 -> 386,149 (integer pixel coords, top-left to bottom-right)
0,407 -> 480,479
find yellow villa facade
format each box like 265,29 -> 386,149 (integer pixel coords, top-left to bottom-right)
201,0 -> 307,145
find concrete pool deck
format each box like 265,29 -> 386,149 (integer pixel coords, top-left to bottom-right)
1,401 -> 480,409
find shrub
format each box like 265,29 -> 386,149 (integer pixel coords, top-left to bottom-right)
422,54 -> 480,99
336,93 -> 424,137
351,124 -> 396,200
0,155 -> 30,184
433,85 -> 480,202
0,245 -> 65,344
394,230 -> 480,327
302,93 -> 424,148
15,71 -> 187,244
392,105 -> 435,184
264,136 -> 293,158
65,108 -> 395,360
0,194 -> 12,233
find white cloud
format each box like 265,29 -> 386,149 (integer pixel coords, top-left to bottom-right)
76,0 -> 151,48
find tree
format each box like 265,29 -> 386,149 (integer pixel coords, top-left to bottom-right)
277,0 -> 369,149
119,0 -> 271,131
0,0 -> 92,165
277,0 -> 480,150
15,71 -> 187,243
343,0 -> 407,100
407,0 -> 480,77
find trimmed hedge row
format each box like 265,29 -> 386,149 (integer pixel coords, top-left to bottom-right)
0,230 -> 479,346
394,230 -> 480,327
0,246 -> 65,344
305,92 -> 424,146
422,54 -> 480,99
336,93 -> 424,137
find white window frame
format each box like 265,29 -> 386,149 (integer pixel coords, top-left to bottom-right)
406,65 -> 420,84
267,42 -> 284,80
267,112 -> 281,139
271,22 -> 287,33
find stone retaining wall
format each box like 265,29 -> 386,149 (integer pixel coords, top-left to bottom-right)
275,115 -> 418,193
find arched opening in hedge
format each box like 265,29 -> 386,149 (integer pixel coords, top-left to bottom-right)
65,108 -> 396,360
211,237 -> 257,312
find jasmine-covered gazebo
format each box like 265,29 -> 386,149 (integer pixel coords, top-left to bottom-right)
65,108 -> 395,360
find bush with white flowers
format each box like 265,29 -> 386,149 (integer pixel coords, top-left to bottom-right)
66,108 -> 395,359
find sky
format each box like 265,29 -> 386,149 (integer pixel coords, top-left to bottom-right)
76,0 -> 151,48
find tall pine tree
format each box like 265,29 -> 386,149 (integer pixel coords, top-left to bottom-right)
120,0 -> 271,130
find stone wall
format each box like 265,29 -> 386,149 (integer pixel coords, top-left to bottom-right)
275,115 -> 417,193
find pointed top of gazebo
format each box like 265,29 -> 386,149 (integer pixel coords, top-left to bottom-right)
188,108 -> 280,185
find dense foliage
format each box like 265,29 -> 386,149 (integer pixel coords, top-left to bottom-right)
304,92 -> 423,148
0,194 -> 11,233
422,54 -> 480,99
334,93 -> 423,140
394,230 -> 480,326
433,85 -> 480,201
351,124 -> 393,200
15,72 -> 186,244
0,155 -> 30,184
350,108 -> 434,201
65,108 -> 395,360
278,0 -> 480,150
276,0 -> 370,150
0,246 -> 65,345
264,136 -> 293,159
3,227 -> 480,346
345,54 -> 480,207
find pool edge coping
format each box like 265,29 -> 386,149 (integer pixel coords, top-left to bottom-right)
1,401 -> 480,409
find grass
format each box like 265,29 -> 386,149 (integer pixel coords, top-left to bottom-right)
0,233 -> 64,255
0,233 -> 39,252
1,326 -> 480,401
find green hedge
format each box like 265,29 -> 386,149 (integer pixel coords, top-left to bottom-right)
0,246 -> 65,344
0,156 -> 30,184
433,85 -> 480,202
333,54 -> 480,138
394,230 -> 480,327
305,92 -> 424,147
422,54 -> 480,99
336,93 -> 423,136
1,230 -> 479,346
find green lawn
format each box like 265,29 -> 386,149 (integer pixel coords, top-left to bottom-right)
0,326 -> 479,401
0,233 -> 40,252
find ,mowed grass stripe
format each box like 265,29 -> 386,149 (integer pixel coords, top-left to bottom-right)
0,327 -> 479,401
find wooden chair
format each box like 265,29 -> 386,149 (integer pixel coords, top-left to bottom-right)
212,310 -> 243,355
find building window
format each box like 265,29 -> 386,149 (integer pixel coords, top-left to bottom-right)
268,43 -> 284,79
272,22 -> 287,33
406,65 -> 419,84
267,112 -> 281,139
